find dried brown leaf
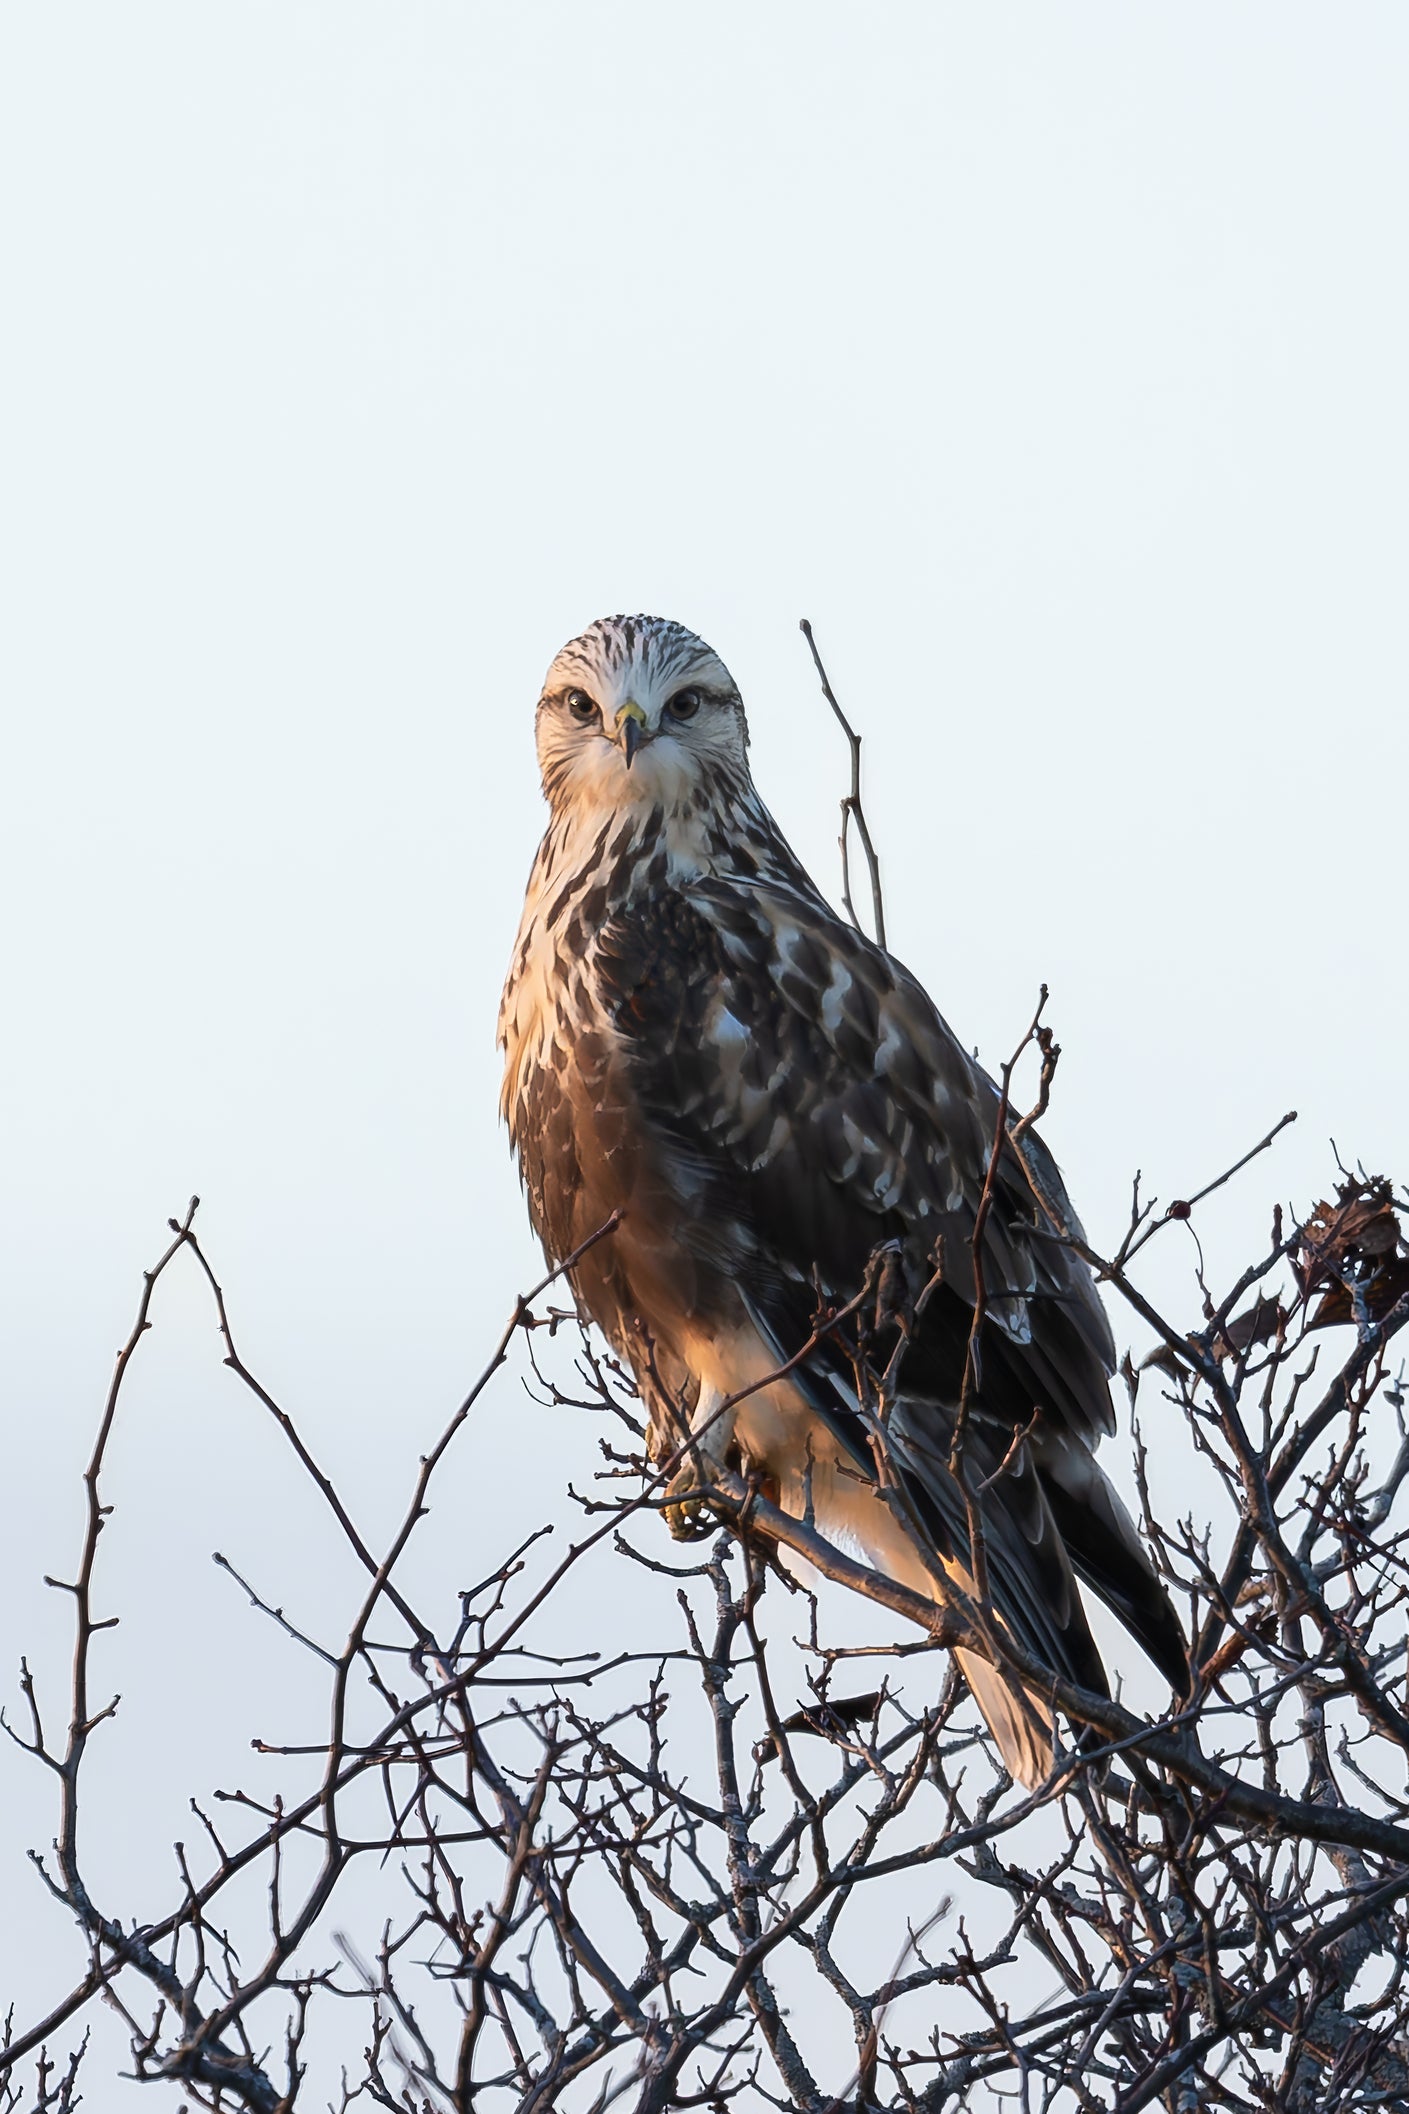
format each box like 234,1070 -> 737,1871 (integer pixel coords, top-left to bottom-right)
1297,1176 -> 1409,1330
757,1691 -> 885,1763
1211,1296 -> 1286,1362
1139,1298 -> 1284,1374
1308,1260 -> 1409,1332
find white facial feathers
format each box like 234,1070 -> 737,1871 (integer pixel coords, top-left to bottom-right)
533,614 -> 752,818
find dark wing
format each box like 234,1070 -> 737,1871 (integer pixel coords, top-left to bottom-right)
595,873 -> 1113,1423
593,874 -> 1187,1695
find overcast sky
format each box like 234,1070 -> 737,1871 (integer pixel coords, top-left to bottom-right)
3,4 -> 1407,2097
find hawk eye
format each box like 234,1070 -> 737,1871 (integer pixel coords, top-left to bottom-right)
666,687 -> 703,720
565,689 -> 599,724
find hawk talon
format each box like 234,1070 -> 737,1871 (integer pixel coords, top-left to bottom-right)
662,1461 -> 718,1542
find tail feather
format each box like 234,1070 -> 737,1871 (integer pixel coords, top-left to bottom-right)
889,1398 -> 1187,1782
889,1404 -> 1113,1689
956,1649 -> 1057,1788
1036,1430 -> 1190,1696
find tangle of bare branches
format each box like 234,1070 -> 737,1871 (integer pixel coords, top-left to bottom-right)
4,1099 -> 1409,2113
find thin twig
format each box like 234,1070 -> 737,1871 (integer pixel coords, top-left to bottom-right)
800,617 -> 886,948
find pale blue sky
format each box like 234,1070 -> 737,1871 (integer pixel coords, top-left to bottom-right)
3,5 -> 1407,2096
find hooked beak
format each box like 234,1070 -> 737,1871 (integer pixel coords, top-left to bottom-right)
615,699 -> 648,768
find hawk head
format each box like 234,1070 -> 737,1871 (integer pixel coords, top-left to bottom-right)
535,615 -> 751,817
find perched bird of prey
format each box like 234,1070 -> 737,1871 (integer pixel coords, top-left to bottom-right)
499,614 -> 1187,1784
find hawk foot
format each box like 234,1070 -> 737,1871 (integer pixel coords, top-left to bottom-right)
662,1458 -> 719,1542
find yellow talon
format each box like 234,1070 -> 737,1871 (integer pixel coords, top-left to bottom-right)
662,1462 -> 717,1541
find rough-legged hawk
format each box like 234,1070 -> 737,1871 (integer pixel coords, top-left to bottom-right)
499,614 -> 1186,1784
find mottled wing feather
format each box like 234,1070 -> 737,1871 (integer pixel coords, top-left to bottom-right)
595,875 -> 1115,1441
